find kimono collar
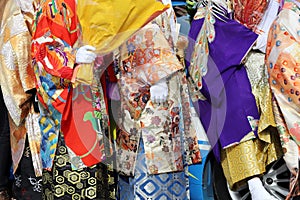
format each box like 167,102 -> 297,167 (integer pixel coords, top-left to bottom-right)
33,0 -> 79,46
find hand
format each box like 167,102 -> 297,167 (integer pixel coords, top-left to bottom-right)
150,78 -> 168,103
283,140 -> 299,173
76,45 -> 97,64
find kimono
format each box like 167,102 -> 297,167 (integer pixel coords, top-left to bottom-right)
114,6 -> 201,199
265,0 -> 300,198
31,0 -> 115,199
0,0 -> 42,198
186,1 -> 280,189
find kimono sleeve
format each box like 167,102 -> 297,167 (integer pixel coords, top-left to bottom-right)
13,31 -> 36,93
120,23 -> 183,86
32,34 -> 77,82
0,0 -> 35,126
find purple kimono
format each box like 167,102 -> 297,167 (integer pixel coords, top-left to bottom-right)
187,11 -> 259,161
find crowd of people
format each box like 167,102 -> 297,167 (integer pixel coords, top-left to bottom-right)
0,0 -> 300,199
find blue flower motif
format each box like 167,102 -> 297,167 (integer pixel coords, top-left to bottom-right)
269,62 -> 273,69
127,42 -> 136,55
276,40 -> 281,47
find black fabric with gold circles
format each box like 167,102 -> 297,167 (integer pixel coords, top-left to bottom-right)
42,136 -> 116,200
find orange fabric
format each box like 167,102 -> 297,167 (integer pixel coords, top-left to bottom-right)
233,0 -> 269,31
33,0 -> 79,46
32,0 -> 105,168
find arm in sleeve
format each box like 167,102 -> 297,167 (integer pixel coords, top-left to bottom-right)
120,23 -> 183,86
32,34 -> 77,82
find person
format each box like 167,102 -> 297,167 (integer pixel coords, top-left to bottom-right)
31,0 -> 116,199
186,0 -> 282,199
0,2 -> 15,198
0,89 -> 12,200
111,1 -> 202,199
265,0 -> 300,198
0,0 -> 43,199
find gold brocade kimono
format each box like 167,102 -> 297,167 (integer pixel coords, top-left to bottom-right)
0,0 -> 42,176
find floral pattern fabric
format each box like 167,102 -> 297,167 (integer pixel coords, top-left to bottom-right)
265,1 -> 300,198
266,0 -> 300,152
32,0 -> 116,198
32,0 -> 111,170
31,0 -> 78,170
114,18 -> 201,176
186,2 -> 259,161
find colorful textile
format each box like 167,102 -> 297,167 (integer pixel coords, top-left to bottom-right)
266,0 -> 300,153
187,6 -> 259,161
217,50 -> 282,190
32,0 -> 111,170
118,140 -> 189,200
117,22 -> 182,119
42,136 -> 116,200
0,0 -> 41,176
114,20 -> 201,176
252,0 -> 281,53
221,131 -> 281,190
32,1 -> 116,198
32,0 -> 77,169
245,51 -> 277,135
77,0 -> 169,54
232,0 -> 269,31
265,1 -> 300,197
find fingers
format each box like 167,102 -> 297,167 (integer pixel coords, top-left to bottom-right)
84,55 -> 96,63
85,51 -> 97,60
151,95 -> 158,103
150,81 -> 168,104
76,45 -> 97,64
151,94 -> 167,104
82,45 -> 96,51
